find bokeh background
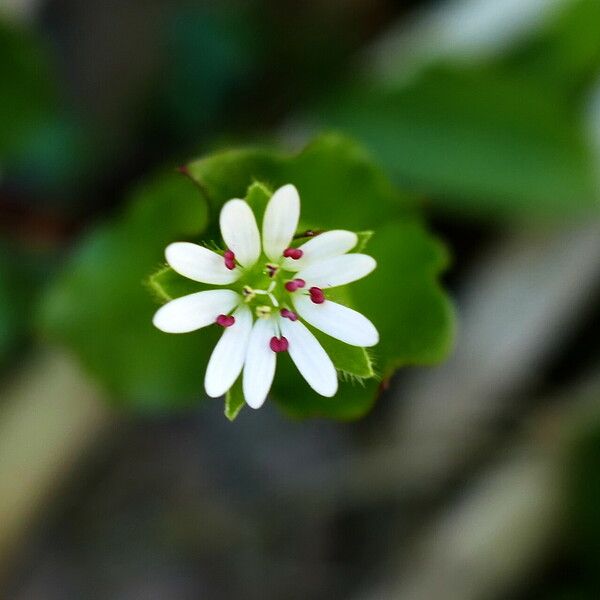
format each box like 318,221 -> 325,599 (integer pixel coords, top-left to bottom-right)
2,0 -> 600,598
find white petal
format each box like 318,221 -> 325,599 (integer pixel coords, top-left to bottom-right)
153,289 -> 240,333
262,184 -> 300,261
281,230 -> 358,271
166,242 -> 240,284
219,199 -> 261,268
205,305 -> 253,398
279,318 -> 338,397
243,318 -> 277,409
293,295 -> 379,347
296,254 -> 376,288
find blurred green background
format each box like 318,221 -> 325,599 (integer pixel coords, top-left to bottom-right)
2,0 -> 600,598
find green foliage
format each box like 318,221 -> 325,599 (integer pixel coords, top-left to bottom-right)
225,378 -> 245,421
0,20 -> 96,195
0,20 -> 57,159
41,134 -> 453,419
0,245 -> 43,368
308,0 -> 600,221
320,66 -> 598,220
40,171 -> 213,409
503,0 -> 600,101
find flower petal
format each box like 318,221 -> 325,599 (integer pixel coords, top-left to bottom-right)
153,289 -> 240,333
243,318 -> 277,409
279,317 -> 338,397
219,199 -> 261,268
293,295 -> 379,347
166,242 -> 240,284
296,254 -> 376,288
205,305 -> 253,398
262,184 -> 300,261
281,230 -> 358,272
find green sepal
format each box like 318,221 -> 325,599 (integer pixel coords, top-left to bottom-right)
147,264 -> 210,303
354,230 -> 374,252
224,377 -> 245,421
244,181 -> 272,225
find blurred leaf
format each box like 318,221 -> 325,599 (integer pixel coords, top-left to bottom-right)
40,171 -> 212,409
158,6 -> 259,140
0,20 -> 97,197
0,245 -> 41,367
320,65 -> 599,219
0,20 -> 57,158
225,378 -> 245,421
504,0 -> 600,101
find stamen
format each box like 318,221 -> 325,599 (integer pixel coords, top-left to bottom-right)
284,278 -> 306,292
216,314 -> 235,327
283,247 -> 303,260
309,286 -> 325,304
266,263 -> 279,278
269,336 -> 289,353
256,305 -> 272,318
242,285 -> 256,303
280,308 -> 298,321
224,249 -> 236,270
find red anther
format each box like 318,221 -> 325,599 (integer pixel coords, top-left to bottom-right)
266,264 -> 278,278
283,247 -> 303,260
280,308 -> 298,321
309,286 -> 325,304
216,314 -> 235,327
224,249 -> 236,270
284,278 -> 306,292
269,336 -> 289,352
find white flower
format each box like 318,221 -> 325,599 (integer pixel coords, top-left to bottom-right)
153,184 -> 379,409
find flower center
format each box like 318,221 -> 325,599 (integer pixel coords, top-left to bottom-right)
228,248 -> 326,321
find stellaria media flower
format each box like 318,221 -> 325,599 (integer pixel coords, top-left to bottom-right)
152,184 -> 379,409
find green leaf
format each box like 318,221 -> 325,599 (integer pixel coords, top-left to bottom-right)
319,66 -> 599,220
314,329 -> 374,380
503,0 -> 600,101
272,362 -> 380,421
224,378 -> 245,421
352,218 -> 455,376
39,170 -> 214,409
